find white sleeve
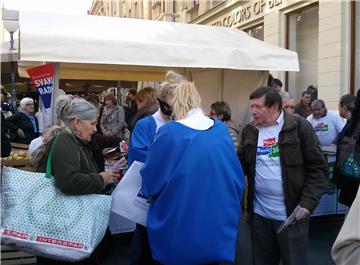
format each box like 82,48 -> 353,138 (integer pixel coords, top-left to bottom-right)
331,188 -> 360,265
29,137 -> 44,154
306,115 -> 312,123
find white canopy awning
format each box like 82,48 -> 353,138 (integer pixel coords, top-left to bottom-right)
12,10 -> 298,81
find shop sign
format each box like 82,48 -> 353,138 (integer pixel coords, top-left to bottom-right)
211,0 -> 284,27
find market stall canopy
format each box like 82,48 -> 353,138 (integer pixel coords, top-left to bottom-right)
12,10 -> 299,81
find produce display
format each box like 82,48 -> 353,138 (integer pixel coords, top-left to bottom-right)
1,150 -> 31,169
2,151 -> 30,161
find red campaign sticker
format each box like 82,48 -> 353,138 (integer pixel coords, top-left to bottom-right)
315,122 -> 324,128
263,137 -> 276,147
2,229 -> 29,239
35,236 -> 84,249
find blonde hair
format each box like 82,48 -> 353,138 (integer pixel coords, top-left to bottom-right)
157,71 -> 185,101
172,81 -> 202,120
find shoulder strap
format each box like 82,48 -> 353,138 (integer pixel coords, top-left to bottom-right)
45,133 -> 62,178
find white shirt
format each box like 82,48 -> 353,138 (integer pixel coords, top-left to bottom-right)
307,111 -> 345,146
28,136 -> 44,154
152,109 -> 168,133
254,111 -> 287,221
176,108 -> 213,130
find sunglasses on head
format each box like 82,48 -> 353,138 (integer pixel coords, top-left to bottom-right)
157,98 -> 173,116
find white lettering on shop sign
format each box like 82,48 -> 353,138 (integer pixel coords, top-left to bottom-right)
212,0 -> 283,27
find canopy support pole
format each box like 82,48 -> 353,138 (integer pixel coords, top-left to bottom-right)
52,62 -> 60,125
219,69 -> 224,101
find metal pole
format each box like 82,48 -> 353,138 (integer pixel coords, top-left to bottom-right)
10,60 -> 17,111
9,32 -> 15,50
52,63 -> 60,125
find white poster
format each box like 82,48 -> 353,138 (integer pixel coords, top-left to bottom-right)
111,161 -> 149,227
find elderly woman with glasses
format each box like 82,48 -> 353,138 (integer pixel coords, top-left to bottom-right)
33,95 -> 117,265
6,97 -> 39,144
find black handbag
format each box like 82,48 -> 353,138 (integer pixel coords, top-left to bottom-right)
336,124 -> 360,182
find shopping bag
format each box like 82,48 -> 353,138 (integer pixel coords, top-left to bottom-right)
111,161 -> 149,226
336,124 -> 360,182
1,167 -> 112,261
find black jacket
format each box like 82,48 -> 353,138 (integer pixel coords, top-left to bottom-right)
6,112 -> 39,144
335,118 -> 360,207
1,112 -> 11,157
238,111 -> 329,216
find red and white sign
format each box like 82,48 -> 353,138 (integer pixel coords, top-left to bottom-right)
263,137 -> 276,147
26,63 -> 55,132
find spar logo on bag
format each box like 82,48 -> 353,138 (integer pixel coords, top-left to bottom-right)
35,236 -> 84,249
2,229 -> 29,240
1,167 -> 112,262
1,229 -> 85,250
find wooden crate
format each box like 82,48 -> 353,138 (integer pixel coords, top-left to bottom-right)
10,143 -> 29,150
0,158 -> 33,172
1,245 -> 36,265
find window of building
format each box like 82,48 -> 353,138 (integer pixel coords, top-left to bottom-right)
244,24 -> 264,41
135,2 -> 138,18
286,4 -> 319,102
173,0 -> 177,13
192,0 -> 200,7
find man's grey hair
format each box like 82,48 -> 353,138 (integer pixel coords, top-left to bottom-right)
311,99 -> 326,108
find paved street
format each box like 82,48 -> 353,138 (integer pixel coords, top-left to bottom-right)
103,215 -> 344,265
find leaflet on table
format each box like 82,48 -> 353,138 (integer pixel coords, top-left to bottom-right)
110,161 -> 150,227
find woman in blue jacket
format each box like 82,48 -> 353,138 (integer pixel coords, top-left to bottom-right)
128,71 -> 184,265
141,81 -> 245,265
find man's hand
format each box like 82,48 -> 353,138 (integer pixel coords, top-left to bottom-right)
295,205 -> 310,221
17,128 -> 25,138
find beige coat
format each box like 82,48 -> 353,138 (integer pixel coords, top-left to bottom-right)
332,187 -> 360,265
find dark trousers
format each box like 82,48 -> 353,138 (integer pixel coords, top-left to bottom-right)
251,213 -> 309,265
129,224 -> 160,265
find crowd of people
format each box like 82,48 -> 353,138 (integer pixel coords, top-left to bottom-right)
1,72 -> 359,265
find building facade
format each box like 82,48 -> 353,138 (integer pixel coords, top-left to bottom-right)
90,0 -> 359,110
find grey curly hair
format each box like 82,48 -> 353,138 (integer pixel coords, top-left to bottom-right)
55,95 -> 98,130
